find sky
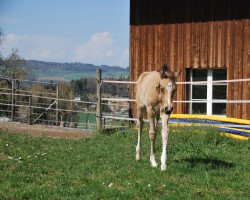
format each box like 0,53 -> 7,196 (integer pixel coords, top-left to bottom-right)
0,0 -> 130,67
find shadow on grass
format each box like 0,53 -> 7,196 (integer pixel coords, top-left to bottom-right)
181,157 -> 235,169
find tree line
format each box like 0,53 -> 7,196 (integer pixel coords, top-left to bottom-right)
71,76 -> 129,100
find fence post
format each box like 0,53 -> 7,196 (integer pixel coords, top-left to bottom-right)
11,80 -> 15,121
96,68 -> 102,129
28,94 -> 32,125
56,84 -> 59,125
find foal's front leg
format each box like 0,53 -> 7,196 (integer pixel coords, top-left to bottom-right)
136,108 -> 144,161
148,108 -> 158,168
161,114 -> 170,171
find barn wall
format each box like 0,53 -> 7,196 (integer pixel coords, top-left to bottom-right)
130,0 -> 250,119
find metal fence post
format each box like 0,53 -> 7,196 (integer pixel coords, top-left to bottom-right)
96,68 -> 102,129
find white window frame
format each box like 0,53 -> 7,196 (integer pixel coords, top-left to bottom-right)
207,69 -> 213,115
189,69 -> 226,116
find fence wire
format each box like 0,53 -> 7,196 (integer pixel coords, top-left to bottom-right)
1,76 -> 249,131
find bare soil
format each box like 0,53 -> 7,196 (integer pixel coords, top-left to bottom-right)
0,122 -> 93,139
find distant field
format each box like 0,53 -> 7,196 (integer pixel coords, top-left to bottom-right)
28,60 -> 129,82
35,71 -> 129,82
0,126 -> 249,199
76,112 -> 128,129
77,113 -> 96,129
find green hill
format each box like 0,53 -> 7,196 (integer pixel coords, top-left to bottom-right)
27,60 -> 129,81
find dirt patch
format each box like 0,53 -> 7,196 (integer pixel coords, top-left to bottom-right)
0,122 -> 94,139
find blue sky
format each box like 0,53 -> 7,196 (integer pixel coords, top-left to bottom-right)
0,0 -> 130,67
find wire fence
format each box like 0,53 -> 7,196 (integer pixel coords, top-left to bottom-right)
105,79 -> 249,121
0,71 -> 250,132
0,77 -> 97,130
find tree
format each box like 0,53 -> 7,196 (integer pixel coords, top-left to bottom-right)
0,49 -> 32,87
1,49 -> 31,79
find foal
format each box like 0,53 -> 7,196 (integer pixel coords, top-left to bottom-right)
136,64 -> 180,171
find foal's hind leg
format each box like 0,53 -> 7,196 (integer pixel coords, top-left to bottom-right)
155,112 -> 160,131
136,107 -> 144,161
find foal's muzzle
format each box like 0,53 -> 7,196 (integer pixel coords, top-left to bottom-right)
165,107 -> 173,115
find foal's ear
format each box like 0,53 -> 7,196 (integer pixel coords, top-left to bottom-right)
162,64 -> 170,73
174,70 -> 181,78
161,64 -> 172,78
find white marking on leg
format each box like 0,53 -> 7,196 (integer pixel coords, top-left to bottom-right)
166,82 -> 173,108
136,117 -> 143,161
150,153 -> 158,167
149,132 -> 158,167
149,130 -> 158,167
161,114 -> 169,171
147,108 -> 158,168
136,131 -> 141,161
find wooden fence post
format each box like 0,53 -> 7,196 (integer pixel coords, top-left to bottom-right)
56,84 -> 59,125
11,80 -> 15,121
28,94 -> 32,125
96,68 -> 102,129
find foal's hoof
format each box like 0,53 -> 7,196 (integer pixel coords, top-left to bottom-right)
151,161 -> 158,168
161,165 -> 167,171
136,155 -> 141,161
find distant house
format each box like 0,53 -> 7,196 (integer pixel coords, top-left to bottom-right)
73,96 -> 81,102
130,0 -> 250,120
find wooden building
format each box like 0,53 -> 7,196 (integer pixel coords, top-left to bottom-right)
129,0 -> 250,119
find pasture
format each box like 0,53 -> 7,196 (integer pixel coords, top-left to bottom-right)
77,113 -> 96,129
0,126 -> 249,199
36,71 -> 129,81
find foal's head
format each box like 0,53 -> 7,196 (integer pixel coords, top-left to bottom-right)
158,64 -> 180,115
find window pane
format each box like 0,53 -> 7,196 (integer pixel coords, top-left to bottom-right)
193,85 -> 207,99
192,103 -> 206,114
186,84 -> 191,100
212,103 -> 226,115
193,69 -> 207,81
186,68 -> 191,82
213,85 -> 226,99
213,69 -> 227,80
186,69 -> 191,103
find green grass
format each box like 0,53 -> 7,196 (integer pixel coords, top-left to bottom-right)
77,113 -> 129,129
77,113 -> 96,129
0,126 -> 249,199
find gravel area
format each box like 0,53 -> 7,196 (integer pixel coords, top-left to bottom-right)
0,122 -> 93,139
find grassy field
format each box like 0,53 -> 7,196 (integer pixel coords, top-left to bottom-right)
36,71 -> 129,82
0,126 -> 249,199
77,112 -> 129,129
77,113 -> 96,129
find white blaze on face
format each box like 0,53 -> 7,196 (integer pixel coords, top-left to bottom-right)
166,82 -> 173,107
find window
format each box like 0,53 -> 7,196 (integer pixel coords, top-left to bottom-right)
187,68 -> 227,116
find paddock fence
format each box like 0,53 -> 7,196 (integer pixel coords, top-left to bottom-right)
97,69 -> 250,130
0,70 -> 250,133
0,77 -> 98,129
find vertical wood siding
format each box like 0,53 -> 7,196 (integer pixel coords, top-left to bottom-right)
130,0 -> 250,119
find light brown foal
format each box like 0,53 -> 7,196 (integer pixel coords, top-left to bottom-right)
136,64 -> 180,171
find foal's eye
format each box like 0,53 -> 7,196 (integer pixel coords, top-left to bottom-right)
161,88 -> 164,92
